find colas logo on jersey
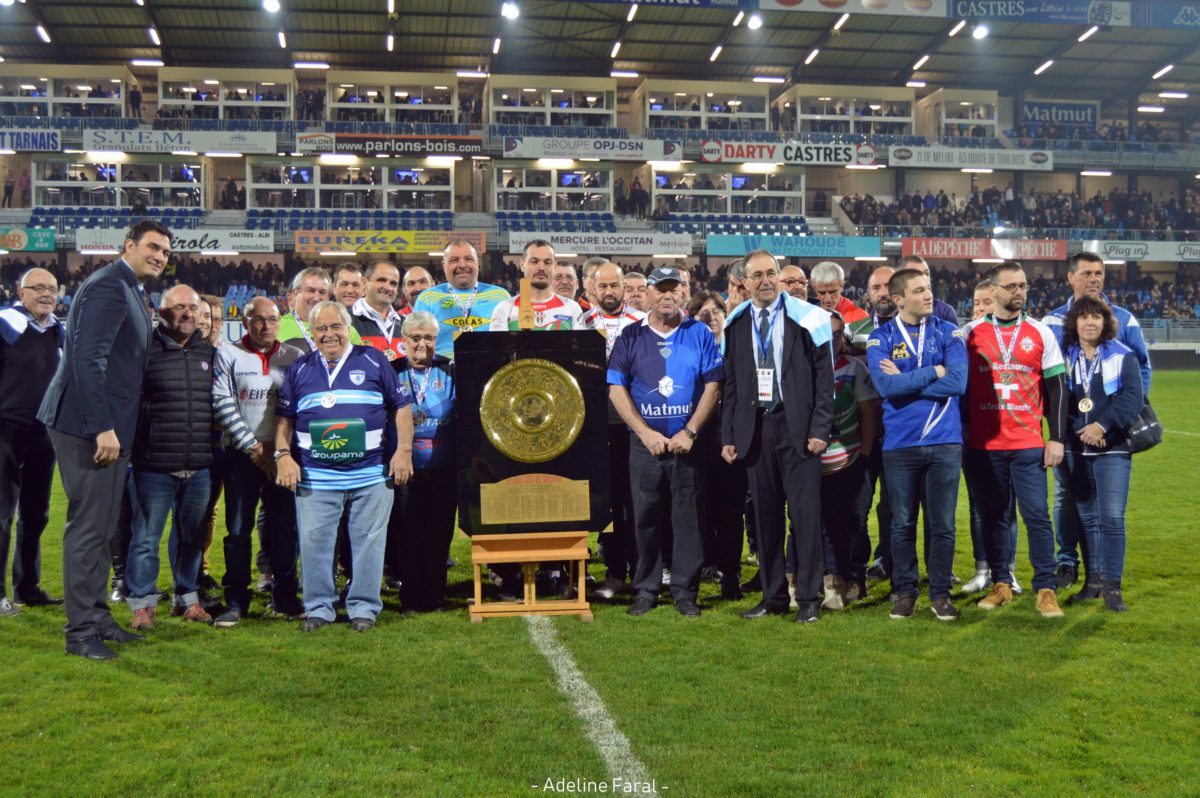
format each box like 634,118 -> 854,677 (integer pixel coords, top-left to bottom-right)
444,315 -> 490,329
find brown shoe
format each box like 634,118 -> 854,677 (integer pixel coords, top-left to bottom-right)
977,583 -> 1013,610
131,607 -> 156,631
1036,588 -> 1065,618
173,603 -> 213,624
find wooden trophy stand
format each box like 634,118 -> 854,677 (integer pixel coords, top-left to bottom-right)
468,531 -> 593,623
466,279 -> 594,623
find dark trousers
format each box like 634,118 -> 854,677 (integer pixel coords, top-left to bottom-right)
0,422 -> 56,599
883,444 -> 960,601
963,450 -> 1018,566
703,439 -> 748,591
629,431 -> 704,602
820,456 -> 869,581
968,447 -> 1057,592
49,429 -> 131,642
864,447 -> 893,572
601,424 -> 637,582
745,412 -> 823,609
110,472 -> 133,581
222,447 -> 299,611
390,466 -> 457,611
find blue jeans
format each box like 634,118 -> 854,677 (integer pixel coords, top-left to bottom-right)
1060,452 -> 1131,582
963,452 -> 1018,568
296,481 -> 393,622
222,447 -> 299,611
967,448 -> 1057,592
882,445 -> 960,601
1052,464 -> 1084,569
126,469 -> 211,611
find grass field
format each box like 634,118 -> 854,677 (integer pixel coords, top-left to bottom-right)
2,372 -> 1198,798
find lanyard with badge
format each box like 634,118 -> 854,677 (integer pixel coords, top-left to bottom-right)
991,313 -> 1024,386
1074,348 -> 1101,413
373,306 -> 399,361
407,366 -> 433,426
894,317 -> 950,438
449,286 -> 478,339
293,311 -> 316,351
754,296 -> 782,402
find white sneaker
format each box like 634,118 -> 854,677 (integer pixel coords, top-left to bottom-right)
787,574 -> 798,609
1010,568 -> 1023,595
962,569 -> 992,594
0,597 -> 19,617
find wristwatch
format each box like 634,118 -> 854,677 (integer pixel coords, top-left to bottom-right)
684,426 -> 699,441
273,449 -> 294,462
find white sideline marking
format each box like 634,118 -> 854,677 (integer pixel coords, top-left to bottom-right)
1165,429 -> 1199,437
526,616 -> 660,797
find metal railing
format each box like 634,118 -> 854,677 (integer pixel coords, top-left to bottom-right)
856,225 -> 1200,243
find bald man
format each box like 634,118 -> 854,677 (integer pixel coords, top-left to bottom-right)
400,266 -> 433,316
780,265 -> 809,301
0,268 -> 65,614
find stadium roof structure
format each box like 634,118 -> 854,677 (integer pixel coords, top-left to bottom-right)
0,0 -> 1197,126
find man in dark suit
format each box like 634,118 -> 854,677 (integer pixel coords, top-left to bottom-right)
721,250 -> 835,623
38,220 -> 171,660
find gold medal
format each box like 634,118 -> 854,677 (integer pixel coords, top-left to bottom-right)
1000,371 -> 1014,385
321,393 -> 337,408
383,348 -> 397,361
1078,397 -> 1094,413
413,410 -> 426,426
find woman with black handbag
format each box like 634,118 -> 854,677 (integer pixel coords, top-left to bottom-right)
1059,297 -> 1144,612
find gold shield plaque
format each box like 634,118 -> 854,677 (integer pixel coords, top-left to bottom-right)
480,358 -> 585,463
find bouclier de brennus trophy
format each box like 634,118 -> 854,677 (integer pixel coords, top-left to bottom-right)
454,279 -> 610,621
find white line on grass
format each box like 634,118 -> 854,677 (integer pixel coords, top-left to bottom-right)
525,616 -> 660,797
1165,429 -> 1199,437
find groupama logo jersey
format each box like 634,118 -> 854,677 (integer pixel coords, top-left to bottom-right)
276,345 -> 412,490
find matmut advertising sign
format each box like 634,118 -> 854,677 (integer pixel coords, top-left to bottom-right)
902,238 -> 1067,261
701,141 -> 876,167
1083,240 -> 1200,263
888,146 -> 1053,171
296,132 -> 484,156
502,137 -> 681,161
294,230 -> 486,255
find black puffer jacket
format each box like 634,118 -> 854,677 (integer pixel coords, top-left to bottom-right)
132,327 -> 215,471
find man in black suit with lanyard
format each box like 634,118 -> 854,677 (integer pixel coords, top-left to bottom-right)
38,220 -> 171,660
721,249 -> 835,623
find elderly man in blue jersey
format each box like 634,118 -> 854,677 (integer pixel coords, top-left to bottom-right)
1043,251 -> 1151,589
274,301 -> 414,632
608,266 -> 723,618
867,268 -> 968,621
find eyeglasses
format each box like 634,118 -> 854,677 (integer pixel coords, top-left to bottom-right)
246,316 -> 281,326
22,284 -> 57,294
995,282 -> 1029,293
406,334 -> 436,343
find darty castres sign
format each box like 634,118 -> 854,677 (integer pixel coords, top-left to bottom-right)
701,140 -> 876,166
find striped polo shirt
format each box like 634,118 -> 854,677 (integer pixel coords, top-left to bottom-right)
276,344 -> 412,491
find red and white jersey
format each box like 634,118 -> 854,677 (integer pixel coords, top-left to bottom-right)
963,314 -> 1066,451
488,293 -> 587,332
580,304 -> 645,359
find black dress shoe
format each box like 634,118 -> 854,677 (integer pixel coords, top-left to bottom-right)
794,601 -> 820,624
627,596 -> 655,617
740,603 -> 787,619
675,597 -> 701,617
101,626 -> 145,643
65,636 -> 118,660
14,586 -> 64,606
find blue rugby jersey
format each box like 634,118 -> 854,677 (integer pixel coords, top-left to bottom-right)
607,317 -> 724,437
277,344 -> 412,490
396,356 -> 455,470
411,281 -> 511,359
